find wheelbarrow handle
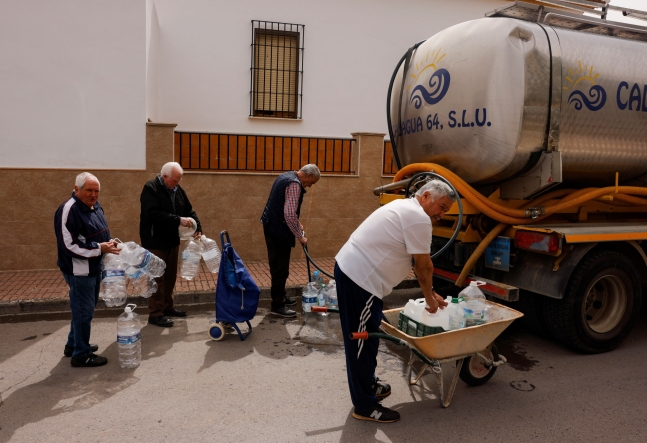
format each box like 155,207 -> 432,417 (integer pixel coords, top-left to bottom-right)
311,306 -> 339,314
350,332 -> 369,340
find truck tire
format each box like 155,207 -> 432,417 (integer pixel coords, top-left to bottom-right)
543,250 -> 642,354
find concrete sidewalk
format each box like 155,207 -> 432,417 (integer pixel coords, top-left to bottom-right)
0,258 -> 419,318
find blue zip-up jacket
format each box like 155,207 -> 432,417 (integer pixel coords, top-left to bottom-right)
54,192 -> 111,276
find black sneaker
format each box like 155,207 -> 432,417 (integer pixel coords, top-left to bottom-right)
352,404 -> 400,423
64,344 -> 98,357
373,377 -> 392,399
70,353 -> 108,367
270,306 -> 297,318
284,296 -> 297,307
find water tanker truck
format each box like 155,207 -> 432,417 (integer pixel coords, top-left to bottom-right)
378,1 -> 647,353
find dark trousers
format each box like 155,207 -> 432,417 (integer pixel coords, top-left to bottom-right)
335,263 -> 384,413
148,246 -> 179,317
63,272 -> 101,358
264,231 -> 293,310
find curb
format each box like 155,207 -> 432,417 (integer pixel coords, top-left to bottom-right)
0,279 -> 421,322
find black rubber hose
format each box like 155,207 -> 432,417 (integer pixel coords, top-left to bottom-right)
302,243 -> 334,280
404,172 -> 463,260
386,40 -> 426,170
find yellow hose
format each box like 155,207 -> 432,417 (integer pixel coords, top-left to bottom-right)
394,163 -> 647,287
455,223 -> 508,287
394,163 -> 647,224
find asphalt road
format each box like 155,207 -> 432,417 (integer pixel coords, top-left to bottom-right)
1,290 -> 646,443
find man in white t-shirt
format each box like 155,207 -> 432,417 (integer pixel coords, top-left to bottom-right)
335,180 -> 456,423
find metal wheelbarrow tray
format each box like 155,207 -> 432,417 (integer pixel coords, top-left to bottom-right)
350,301 -> 523,408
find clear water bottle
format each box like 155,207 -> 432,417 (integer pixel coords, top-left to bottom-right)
317,286 -> 328,316
117,303 -> 141,369
327,280 -> 338,309
128,273 -> 157,298
459,281 -> 486,301
447,297 -> 466,330
100,253 -> 127,307
200,235 -> 221,273
301,282 -> 319,313
119,242 -> 166,278
179,237 -> 202,280
311,270 -> 325,287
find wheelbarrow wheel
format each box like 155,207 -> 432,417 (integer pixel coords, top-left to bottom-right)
458,344 -> 499,386
208,323 -> 226,341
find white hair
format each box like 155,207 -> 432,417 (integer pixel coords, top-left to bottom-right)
300,164 -> 321,178
415,179 -> 456,202
75,172 -> 100,189
161,162 -> 183,177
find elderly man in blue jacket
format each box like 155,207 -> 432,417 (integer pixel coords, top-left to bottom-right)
55,172 -> 120,367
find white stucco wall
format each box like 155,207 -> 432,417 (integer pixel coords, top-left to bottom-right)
146,0 -> 161,122
153,0 -> 509,137
0,0 -> 146,169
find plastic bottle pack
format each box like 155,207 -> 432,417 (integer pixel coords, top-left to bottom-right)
100,253 -> 127,307
119,242 -> 166,278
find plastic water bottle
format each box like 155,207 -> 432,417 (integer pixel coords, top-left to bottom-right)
317,285 -> 328,316
100,253 -> 127,307
447,297 -> 466,330
119,242 -> 166,278
129,274 -> 157,298
327,280 -> 338,309
200,235 -> 221,273
301,282 -> 319,313
179,237 -> 202,280
311,270 -> 325,288
117,303 -> 141,369
459,281 -> 487,301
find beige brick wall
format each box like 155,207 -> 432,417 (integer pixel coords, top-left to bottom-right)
0,124 -> 386,271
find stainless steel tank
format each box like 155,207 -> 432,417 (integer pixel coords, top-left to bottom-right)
390,17 -> 647,189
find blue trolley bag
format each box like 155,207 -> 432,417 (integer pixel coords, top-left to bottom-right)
215,230 -> 260,341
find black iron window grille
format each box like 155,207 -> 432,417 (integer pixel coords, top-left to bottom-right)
250,20 -> 304,119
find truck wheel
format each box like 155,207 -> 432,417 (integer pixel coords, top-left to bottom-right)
543,250 -> 642,354
458,344 -> 499,386
514,290 -> 548,337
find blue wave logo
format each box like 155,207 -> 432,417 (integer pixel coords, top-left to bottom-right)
410,68 -> 451,109
565,63 -> 606,112
568,85 -> 606,111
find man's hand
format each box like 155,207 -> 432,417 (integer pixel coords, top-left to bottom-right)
193,231 -> 202,239
180,217 -> 194,228
298,236 -> 308,245
425,290 -> 448,313
100,241 -> 120,254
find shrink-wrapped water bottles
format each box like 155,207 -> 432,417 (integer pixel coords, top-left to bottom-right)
179,237 -> 202,280
117,303 -> 141,369
100,253 -> 127,307
200,235 -> 221,273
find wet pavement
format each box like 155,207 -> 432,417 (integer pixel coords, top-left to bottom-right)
1,289 -> 646,442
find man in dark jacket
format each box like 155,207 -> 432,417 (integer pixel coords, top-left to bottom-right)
140,162 -> 202,327
55,172 -> 120,367
261,164 -> 320,318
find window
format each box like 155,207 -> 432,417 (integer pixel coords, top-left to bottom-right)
250,21 -> 304,119
382,140 -> 400,176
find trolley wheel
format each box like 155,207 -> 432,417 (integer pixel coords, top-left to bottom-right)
458,344 -> 499,386
208,323 -> 225,341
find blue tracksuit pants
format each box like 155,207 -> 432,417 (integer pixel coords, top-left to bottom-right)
335,263 -> 384,413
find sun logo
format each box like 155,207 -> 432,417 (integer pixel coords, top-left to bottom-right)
408,48 -> 451,110
564,61 -> 606,111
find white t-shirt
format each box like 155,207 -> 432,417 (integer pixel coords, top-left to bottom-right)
336,197 -> 432,298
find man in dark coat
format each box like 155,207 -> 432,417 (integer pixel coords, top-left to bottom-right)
261,164 -> 320,318
140,162 -> 202,327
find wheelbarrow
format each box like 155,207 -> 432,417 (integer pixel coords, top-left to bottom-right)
312,300 -> 523,408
